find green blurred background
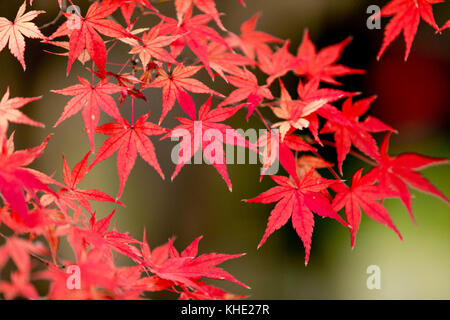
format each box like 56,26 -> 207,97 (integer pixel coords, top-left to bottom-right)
0,0 -> 449,299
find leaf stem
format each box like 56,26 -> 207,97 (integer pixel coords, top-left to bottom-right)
39,0 -> 67,30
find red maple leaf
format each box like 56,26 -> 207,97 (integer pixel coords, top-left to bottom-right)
332,168 -> 402,248
257,130 -> 316,182
70,210 -> 143,262
175,0 -> 226,31
0,136 -> 55,225
366,133 -> 449,222
52,76 -> 124,152
270,80 -> 328,141
148,64 -> 223,124
49,1 -> 138,75
296,78 -> 356,143
297,77 -> 356,106
206,42 -> 255,80
129,23 -> 181,67
321,97 -> 397,173
100,0 -> 157,25
0,236 -> 47,275
245,171 -> 347,265
0,270 -> 39,300
376,0 -> 443,61
0,236 -> 47,299
264,78 -> 352,147
42,247 -> 128,297
52,152 -> 120,214
439,19 -> 450,31
0,1 -> 44,70
166,98 -> 251,191
141,236 -> 249,296
226,12 -> 283,61
89,113 -> 168,199
297,155 -> 334,180
158,8 -> 230,76
218,67 -> 273,120
0,87 -> 43,137
258,42 -> 303,85
295,30 -> 364,85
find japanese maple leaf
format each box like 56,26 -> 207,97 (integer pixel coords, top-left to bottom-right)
376,0 -> 443,61
0,137 -> 55,225
0,271 -> 39,300
218,68 -> 273,120
45,232 -> 233,299
69,210 -> 143,262
295,30 -> 364,85
245,171 -> 347,265
0,236 -> 47,275
297,77 -> 356,107
439,19 -> 450,31
53,152 -> 120,214
0,238 -> 44,299
226,12 -> 283,61
206,42 -> 255,80
52,76 -> 124,152
270,80 -> 328,141
296,78 -> 356,143
49,1 -> 138,75
321,97 -> 397,174
129,24 -> 181,67
89,113 -> 168,198
100,0 -> 157,25
141,236 -> 249,295
297,155 -> 333,181
43,247 -> 127,297
165,98 -> 251,191
0,87 -> 43,137
148,64 -> 223,124
332,168 -> 402,248
0,1 -> 44,70
0,205 -> 63,236
257,130 -> 316,182
158,8 -> 231,76
175,0 -> 226,31
258,42 -> 303,85
366,133 -> 449,223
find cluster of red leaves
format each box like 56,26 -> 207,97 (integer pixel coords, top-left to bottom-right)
0,0 -> 448,299
376,0 -> 447,61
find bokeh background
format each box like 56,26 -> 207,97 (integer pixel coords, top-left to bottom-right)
0,0 -> 449,299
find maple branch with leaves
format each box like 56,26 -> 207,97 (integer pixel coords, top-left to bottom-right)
0,0 -> 448,300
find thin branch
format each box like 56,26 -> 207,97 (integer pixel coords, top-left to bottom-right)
39,0 -> 67,30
